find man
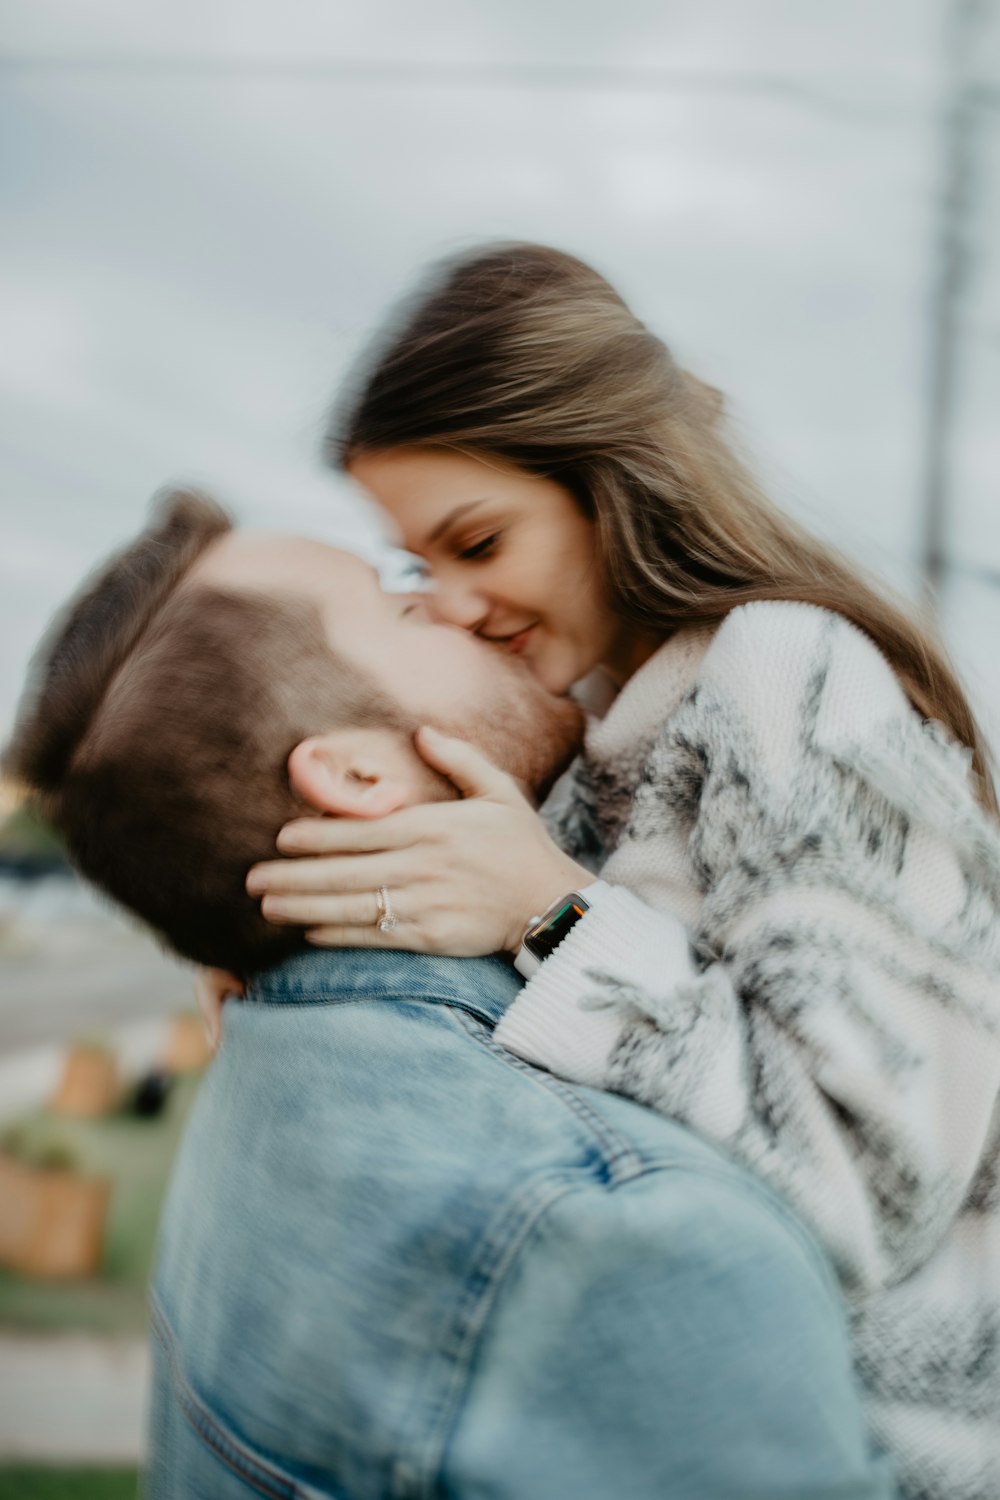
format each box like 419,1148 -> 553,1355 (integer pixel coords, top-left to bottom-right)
5,489 -> 583,976
5,492 -> 894,1497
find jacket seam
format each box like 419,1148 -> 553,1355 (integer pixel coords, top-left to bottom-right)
247,988 -> 505,1030
453,1008 -> 645,1178
395,1150 -> 845,1498
149,1293 -> 332,1500
392,1169 -> 594,1499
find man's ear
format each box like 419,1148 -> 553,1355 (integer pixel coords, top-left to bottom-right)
287,731 -> 411,818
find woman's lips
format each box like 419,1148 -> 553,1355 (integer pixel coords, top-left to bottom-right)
483,623 -> 537,657
505,625 -> 536,655
481,623 -> 538,659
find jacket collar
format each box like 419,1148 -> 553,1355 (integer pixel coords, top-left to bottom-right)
247,946 -> 522,1030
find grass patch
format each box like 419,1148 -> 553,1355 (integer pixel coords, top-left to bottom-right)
0,1073 -> 201,1335
0,1468 -> 138,1499
0,1271 -> 148,1336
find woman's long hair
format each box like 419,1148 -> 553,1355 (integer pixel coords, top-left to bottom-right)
331,242 -> 997,814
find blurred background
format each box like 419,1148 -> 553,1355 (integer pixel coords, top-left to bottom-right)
1,2 -> 998,1492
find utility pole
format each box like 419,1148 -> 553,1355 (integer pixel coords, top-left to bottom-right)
920,0 -> 985,613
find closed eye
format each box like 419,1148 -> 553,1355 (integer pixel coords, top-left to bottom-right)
457,533 -> 500,562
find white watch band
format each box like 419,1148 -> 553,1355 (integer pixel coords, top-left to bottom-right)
513,944 -> 542,980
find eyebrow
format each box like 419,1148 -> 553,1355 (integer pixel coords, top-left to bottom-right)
426,500 -> 488,547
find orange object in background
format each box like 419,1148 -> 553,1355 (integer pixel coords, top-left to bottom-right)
163,1013 -> 212,1074
51,1044 -> 120,1117
0,1153 -> 111,1278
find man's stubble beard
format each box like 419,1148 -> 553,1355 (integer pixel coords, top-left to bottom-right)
436,676 -> 584,806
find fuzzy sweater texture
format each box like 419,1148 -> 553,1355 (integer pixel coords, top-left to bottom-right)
495,601 -> 1000,1500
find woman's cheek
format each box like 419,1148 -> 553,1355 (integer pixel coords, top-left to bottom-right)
533,643 -> 571,696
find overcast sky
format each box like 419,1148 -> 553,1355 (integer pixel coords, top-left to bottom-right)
2,2 -> 998,739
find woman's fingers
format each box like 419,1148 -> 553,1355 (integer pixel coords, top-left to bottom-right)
248,851 -> 408,898
305,923 -> 412,949
260,890 -> 387,928
415,726 -> 523,801
275,805 -> 426,856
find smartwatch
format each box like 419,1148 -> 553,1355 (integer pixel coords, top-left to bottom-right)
514,889 -> 595,979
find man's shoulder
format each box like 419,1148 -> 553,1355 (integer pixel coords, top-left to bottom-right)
239,946 -> 817,1240
152,946 -> 854,1494
166,944 -> 834,1331
164,942 -> 793,1304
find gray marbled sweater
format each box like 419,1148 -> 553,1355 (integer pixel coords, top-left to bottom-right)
495,601 -> 1000,1500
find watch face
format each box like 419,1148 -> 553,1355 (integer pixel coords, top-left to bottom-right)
525,895 -> 589,963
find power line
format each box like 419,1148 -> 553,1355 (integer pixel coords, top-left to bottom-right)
0,52 -> 921,122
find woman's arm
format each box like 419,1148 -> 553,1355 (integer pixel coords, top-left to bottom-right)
497,603 -> 1000,1295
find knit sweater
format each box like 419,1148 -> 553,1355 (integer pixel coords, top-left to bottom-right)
494,601 -> 1000,1500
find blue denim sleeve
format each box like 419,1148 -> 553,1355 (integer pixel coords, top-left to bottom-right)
443,1164 -> 896,1500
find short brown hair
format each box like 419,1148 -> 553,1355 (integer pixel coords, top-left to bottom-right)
4,491 -> 409,974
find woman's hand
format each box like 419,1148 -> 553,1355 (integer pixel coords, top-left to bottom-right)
246,726 -> 593,957
194,967 -> 245,1053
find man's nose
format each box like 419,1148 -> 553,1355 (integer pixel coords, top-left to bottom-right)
428,580 -> 491,633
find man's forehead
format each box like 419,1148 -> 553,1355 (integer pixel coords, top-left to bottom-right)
188,529 -> 378,598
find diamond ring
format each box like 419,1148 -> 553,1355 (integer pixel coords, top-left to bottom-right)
375,886 -> 398,933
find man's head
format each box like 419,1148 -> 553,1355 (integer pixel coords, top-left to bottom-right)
4,491 -> 582,975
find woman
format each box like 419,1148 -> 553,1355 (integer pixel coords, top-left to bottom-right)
224,244 -> 1000,1499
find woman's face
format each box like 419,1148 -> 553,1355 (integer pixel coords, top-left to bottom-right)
348,447 -> 634,695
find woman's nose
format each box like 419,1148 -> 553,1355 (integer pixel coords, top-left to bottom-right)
428,580 -> 490,632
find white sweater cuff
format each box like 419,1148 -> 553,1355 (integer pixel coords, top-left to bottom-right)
495,886 -> 699,1088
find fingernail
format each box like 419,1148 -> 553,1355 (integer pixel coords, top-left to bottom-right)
246,877 -> 263,895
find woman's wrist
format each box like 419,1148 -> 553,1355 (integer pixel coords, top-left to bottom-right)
506,856 -> 598,953
511,879 -> 614,978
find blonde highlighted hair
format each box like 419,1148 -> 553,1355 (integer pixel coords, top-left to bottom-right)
331,242 -> 997,815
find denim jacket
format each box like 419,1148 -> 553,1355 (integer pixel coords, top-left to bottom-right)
146,948 -> 893,1499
